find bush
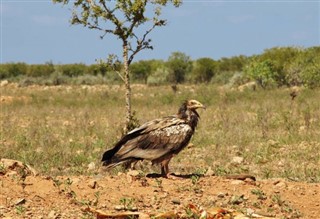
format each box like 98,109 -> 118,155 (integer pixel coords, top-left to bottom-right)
59,63 -> 87,77
166,52 -> 192,83
191,58 -> 217,83
0,62 -> 28,79
130,60 -> 152,83
211,71 -> 235,85
300,57 -> 320,88
244,59 -> 278,89
147,66 -> 171,86
27,63 -> 55,77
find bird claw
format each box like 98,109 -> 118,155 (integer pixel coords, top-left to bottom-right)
165,173 -> 180,179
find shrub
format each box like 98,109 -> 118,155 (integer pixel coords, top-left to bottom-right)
191,58 -> 217,83
0,62 -> 28,79
59,63 -> 87,77
166,52 -> 192,83
244,59 -> 278,89
147,66 -> 170,86
27,63 -> 55,77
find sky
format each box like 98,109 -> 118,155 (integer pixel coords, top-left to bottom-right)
1,0 -> 319,64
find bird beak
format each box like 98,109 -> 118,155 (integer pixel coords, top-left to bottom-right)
196,102 -> 206,110
200,104 -> 206,110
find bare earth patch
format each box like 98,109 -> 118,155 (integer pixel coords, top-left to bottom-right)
0,167 -> 319,219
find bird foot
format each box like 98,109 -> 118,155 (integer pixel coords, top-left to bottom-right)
164,172 -> 180,179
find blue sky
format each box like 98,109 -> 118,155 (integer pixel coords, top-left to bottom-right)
1,0 -> 319,64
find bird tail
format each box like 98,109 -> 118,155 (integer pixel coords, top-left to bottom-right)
101,148 -> 121,168
101,148 -> 136,169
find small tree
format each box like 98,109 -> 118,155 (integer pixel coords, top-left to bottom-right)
53,0 -> 182,133
244,59 -> 278,89
191,57 -> 217,83
130,60 -> 152,83
166,51 -> 192,83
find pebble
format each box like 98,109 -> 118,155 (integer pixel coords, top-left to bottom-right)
127,170 -> 140,177
88,180 -> 97,189
14,198 -> 26,206
114,205 -> 124,211
172,199 -> 181,205
205,167 -> 214,176
230,180 -> 245,185
274,181 -> 287,189
217,193 -> 225,198
87,162 -> 96,171
231,156 -> 244,164
229,195 -> 244,205
48,210 -> 57,218
0,80 -> 9,87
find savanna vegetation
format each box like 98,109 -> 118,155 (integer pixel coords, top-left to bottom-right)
1,46 -> 320,89
1,84 -> 320,182
1,46 -> 320,182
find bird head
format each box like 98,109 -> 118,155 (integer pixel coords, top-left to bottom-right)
186,99 -> 206,110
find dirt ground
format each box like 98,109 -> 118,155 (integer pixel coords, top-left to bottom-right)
0,160 -> 319,219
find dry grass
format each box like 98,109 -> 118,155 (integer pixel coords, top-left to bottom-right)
1,84 -> 320,182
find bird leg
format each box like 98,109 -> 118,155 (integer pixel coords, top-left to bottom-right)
160,156 -> 173,178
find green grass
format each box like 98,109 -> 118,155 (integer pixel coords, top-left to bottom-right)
1,84 -> 320,182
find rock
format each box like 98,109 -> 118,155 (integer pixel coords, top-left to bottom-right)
171,199 -> 181,205
130,206 -> 138,211
229,195 -> 244,205
14,198 -> 26,206
114,205 -> 124,211
48,210 -> 59,219
0,80 -> 9,87
231,156 -> 244,165
230,180 -> 245,185
246,208 -> 255,216
88,180 -> 97,189
205,167 -> 214,176
0,158 -> 37,176
87,162 -> 96,171
217,193 -> 225,198
274,181 -> 287,189
127,170 -> 140,177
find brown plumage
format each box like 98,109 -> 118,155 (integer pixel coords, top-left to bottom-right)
101,99 -> 205,177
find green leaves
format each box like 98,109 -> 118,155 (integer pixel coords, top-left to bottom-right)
244,59 -> 278,89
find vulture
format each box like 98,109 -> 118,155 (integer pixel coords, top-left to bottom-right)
101,99 -> 205,177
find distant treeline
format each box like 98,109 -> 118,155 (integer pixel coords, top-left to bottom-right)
1,46 -> 319,88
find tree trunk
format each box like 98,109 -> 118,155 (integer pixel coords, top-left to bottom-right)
123,41 -> 131,133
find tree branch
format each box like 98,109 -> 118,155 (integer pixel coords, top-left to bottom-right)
115,70 -> 125,82
128,22 -> 158,65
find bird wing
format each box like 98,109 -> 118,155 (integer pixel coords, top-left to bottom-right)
114,116 -> 193,161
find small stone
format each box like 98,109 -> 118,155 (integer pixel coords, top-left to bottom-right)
230,180 -> 245,185
274,180 -> 287,189
130,206 -> 138,211
172,199 -> 181,205
229,195 -> 244,205
114,205 -> 124,211
87,162 -> 95,171
217,193 -> 225,198
205,167 -> 214,176
48,210 -> 56,218
246,208 -> 255,215
14,198 -> 26,206
88,180 -> 97,189
0,80 -> 9,87
232,156 -> 244,164
127,170 -> 140,177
